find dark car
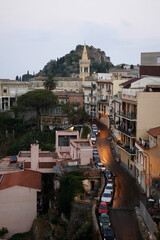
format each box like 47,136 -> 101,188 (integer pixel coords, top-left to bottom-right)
93,149 -> 98,155
99,213 -> 110,228
103,226 -> 115,240
10,156 -> 17,163
104,170 -> 112,179
93,155 -> 100,163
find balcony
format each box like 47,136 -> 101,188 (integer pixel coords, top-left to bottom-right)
116,111 -> 137,121
115,125 -> 136,138
106,89 -> 111,93
82,84 -> 92,88
135,140 -> 150,151
89,102 -> 97,106
117,142 -> 136,155
98,99 -> 109,104
122,88 -> 143,101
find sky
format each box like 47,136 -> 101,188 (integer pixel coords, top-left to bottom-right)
0,0 -> 160,79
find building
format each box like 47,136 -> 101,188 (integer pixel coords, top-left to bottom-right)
97,73 -> 128,128
135,126 -> 160,197
0,144 -> 58,175
18,144 -> 57,173
41,91 -> 84,130
55,130 -> 79,159
114,76 -> 160,178
140,52 -> 160,77
83,74 -> 98,118
28,76 -> 46,90
70,139 -> 93,165
53,76 -> 83,93
0,79 -> 28,111
0,170 -> 41,238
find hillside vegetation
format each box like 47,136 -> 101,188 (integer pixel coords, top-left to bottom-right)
38,45 -> 114,77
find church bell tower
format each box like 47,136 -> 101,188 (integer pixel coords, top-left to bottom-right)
79,43 -> 91,86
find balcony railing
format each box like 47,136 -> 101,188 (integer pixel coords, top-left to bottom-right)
117,142 -> 136,155
106,89 -> 111,93
116,111 -> 137,120
98,99 -> 109,104
115,125 -> 136,138
135,140 -> 150,150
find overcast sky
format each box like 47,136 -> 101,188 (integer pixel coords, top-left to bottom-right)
0,0 -> 160,79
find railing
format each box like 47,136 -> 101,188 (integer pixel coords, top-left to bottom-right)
122,88 -> 143,97
116,125 -> 136,138
116,111 -> 137,120
135,140 -> 150,150
106,89 -> 111,93
117,142 -> 136,155
98,99 -> 109,104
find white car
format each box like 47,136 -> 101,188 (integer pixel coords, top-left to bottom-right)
92,125 -> 98,135
101,192 -> 112,204
104,183 -> 114,194
97,163 -> 105,171
91,133 -> 96,142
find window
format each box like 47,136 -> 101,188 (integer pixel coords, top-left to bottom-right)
3,88 -> 7,93
58,135 -> 77,146
84,67 -> 88,73
157,57 -> 160,63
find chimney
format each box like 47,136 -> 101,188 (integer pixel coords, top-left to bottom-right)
31,144 -> 39,171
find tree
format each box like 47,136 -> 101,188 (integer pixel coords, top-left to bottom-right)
17,89 -> 58,130
43,73 -> 57,90
0,227 -> 8,238
130,64 -> 134,69
58,171 -> 84,219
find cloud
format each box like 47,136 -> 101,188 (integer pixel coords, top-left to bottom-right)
0,0 -> 160,78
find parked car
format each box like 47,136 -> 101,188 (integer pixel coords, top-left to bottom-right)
93,156 -> 100,163
92,124 -> 98,135
104,183 -> 114,194
96,163 -> 105,171
99,213 -> 110,228
93,149 -> 98,155
10,156 -> 17,163
98,201 -> 108,214
104,170 -> 112,179
91,132 -> 96,142
103,226 -> 116,240
107,178 -> 114,184
101,192 -> 113,204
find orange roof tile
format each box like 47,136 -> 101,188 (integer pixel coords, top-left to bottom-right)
147,126 -> 160,137
0,170 -> 41,191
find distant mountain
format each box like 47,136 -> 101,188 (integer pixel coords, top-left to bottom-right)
37,45 -> 114,77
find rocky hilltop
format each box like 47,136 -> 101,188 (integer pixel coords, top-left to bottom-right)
38,45 -> 114,77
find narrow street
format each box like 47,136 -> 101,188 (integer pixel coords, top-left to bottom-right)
96,122 -> 145,240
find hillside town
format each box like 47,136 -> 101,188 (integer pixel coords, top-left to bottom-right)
0,45 -> 160,240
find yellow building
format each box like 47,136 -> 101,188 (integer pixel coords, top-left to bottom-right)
135,127 -> 160,197
115,77 -> 160,184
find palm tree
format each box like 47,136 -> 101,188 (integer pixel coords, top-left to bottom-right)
43,73 -> 57,91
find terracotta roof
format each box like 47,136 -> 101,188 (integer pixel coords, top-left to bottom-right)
120,78 -> 141,87
0,170 -> 41,191
147,127 -> 160,137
